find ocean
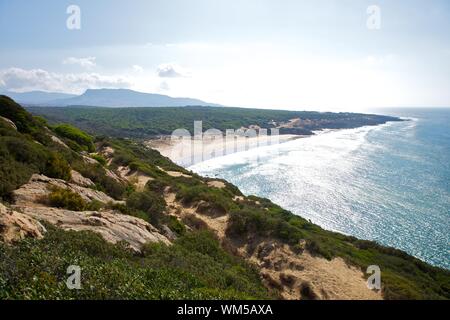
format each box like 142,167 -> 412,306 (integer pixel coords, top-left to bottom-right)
189,108 -> 450,270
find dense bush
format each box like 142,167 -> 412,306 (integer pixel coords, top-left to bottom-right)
54,124 -> 95,152
176,185 -> 233,216
226,208 -> 303,245
168,216 -> 186,236
0,156 -> 35,200
44,152 -> 72,181
0,226 -> 271,299
0,98 -> 78,199
28,104 -> 400,138
1,136 -> 48,166
46,187 -> 87,211
72,161 -> 126,200
126,190 -> 167,226
0,135 -> 47,198
90,154 -> 107,166
0,95 -> 48,143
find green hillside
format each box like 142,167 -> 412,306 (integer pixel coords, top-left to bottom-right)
27,105 -> 401,138
1,96 -> 449,300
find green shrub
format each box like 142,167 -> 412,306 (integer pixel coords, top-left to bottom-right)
176,185 -> 205,204
107,202 -> 131,214
0,136 -> 47,198
44,152 -> 71,181
65,139 -> 83,152
72,161 -> 126,200
146,179 -> 169,195
1,136 -> 47,167
33,116 -> 48,127
54,124 -> 95,152
126,190 -> 166,225
90,154 -> 107,166
86,200 -> 104,211
0,156 -> 35,200
168,216 -> 186,236
176,185 -> 233,217
0,225 -> 272,300
46,187 -> 87,211
0,95 -> 48,143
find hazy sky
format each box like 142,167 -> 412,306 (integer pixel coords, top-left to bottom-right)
0,0 -> 449,110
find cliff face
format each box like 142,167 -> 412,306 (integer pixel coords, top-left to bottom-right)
163,190 -> 382,300
0,95 -> 448,300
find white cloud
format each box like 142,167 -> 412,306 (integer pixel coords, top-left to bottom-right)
0,67 -> 132,93
132,65 -> 144,73
157,63 -> 190,78
62,56 -> 97,69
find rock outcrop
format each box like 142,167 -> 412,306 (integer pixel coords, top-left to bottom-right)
0,203 -> 46,243
14,206 -> 170,251
12,174 -> 122,206
70,170 -> 95,187
50,135 -> 69,148
104,167 -> 127,184
0,116 -> 17,130
6,171 -> 169,251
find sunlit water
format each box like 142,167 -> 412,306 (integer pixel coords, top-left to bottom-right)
189,108 -> 450,269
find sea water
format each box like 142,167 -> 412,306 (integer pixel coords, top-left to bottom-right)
189,108 -> 450,269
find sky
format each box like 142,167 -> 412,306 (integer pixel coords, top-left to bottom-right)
0,0 -> 449,111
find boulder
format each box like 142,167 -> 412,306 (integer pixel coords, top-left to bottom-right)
0,203 -> 46,243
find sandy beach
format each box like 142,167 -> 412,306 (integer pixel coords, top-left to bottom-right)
146,134 -> 303,166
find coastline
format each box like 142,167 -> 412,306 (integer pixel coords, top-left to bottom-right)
184,117 -> 450,270
146,133 -> 304,166
146,119 -> 401,167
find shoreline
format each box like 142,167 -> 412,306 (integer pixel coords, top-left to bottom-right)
146,134 -> 305,166
183,119 -> 450,270
146,120 -> 401,167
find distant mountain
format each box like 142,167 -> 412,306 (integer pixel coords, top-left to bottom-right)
1,88 -> 219,108
47,89 -> 220,107
1,91 -> 77,105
